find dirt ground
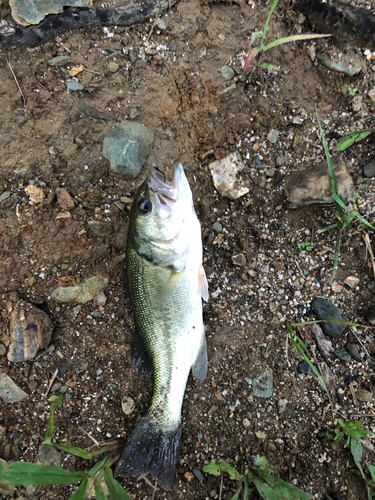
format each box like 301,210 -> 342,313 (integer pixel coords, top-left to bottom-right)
1,0 -> 375,498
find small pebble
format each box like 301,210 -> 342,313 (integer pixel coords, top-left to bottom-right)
267,129 -> 279,144
121,396 -> 136,415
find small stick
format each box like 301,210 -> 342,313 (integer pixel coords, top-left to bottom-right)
45,368 -> 59,397
79,426 -> 100,446
349,381 -> 358,406
7,57 -> 27,107
151,480 -> 158,500
144,18 -> 157,45
83,68 -> 102,75
349,326 -> 370,357
137,474 -> 159,490
219,473 -> 224,500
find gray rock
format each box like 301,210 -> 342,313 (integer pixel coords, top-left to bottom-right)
0,373 -> 27,403
316,52 -> 361,76
102,121 -> 154,179
0,342 -> 6,356
0,193 -> 18,208
51,275 -> 109,304
193,468 -> 205,482
267,129 -> 279,144
212,222 -> 222,233
135,60 -> 147,69
129,108 -> 140,119
7,302 -> 53,362
334,348 -> 351,362
346,342 -> 361,362
363,159 -> 375,178
0,191 -> 11,203
66,80 -> 84,91
209,151 -> 249,200
311,298 -> 347,339
285,156 -> 355,206
276,156 -> 288,166
220,65 -> 234,81
155,18 -> 167,30
129,49 -> 137,62
48,55 -> 71,66
253,368 -> 273,398
88,220 -> 113,237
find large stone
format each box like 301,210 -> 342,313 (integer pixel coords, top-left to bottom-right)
10,0 -> 92,26
51,276 -> 109,304
209,151 -> 249,200
285,156 -> 355,206
102,121 -> 154,179
311,298 -> 347,339
7,302 -> 53,362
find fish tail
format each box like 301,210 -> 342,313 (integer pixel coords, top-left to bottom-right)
114,416 -> 181,491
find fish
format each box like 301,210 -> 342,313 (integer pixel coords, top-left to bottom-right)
114,163 -> 209,490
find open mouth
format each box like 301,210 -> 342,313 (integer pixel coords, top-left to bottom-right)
148,165 -> 179,211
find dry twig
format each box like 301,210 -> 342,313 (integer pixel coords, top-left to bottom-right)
7,57 -> 27,106
45,368 -> 59,397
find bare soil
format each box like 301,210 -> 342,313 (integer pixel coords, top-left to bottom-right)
1,0 -> 375,499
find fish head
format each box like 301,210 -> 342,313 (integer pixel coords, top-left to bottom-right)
129,163 -> 199,265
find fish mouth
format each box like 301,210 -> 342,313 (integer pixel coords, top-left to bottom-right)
147,163 -> 190,213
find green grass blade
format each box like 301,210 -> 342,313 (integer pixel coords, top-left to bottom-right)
263,33 -> 330,51
261,0 -> 279,50
352,211 -> 375,230
52,444 -> 92,459
332,193 -> 351,214
44,395 -> 63,442
318,223 -> 338,233
332,226 -> 343,280
94,482 -> 109,500
0,461 -> 87,485
333,137 -> 355,151
88,457 -> 108,477
230,485 -> 242,500
316,111 -> 338,197
368,463 -> 375,482
243,476 -> 250,500
243,48 -> 260,72
103,466 -> 131,500
69,479 -> 89,500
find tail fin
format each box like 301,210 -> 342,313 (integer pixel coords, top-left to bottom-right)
114,416 -> 181,491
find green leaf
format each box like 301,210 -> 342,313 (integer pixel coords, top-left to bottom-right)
351,438 -> 365,479
352,211 -> 375,230
253,477 -> 281,500
0,461 -> 87,486
69,479 -> 89,500
333,130 -> 373,152
88,457 -> 108,477
94,482 -> 109,500
44,395 -> 63,442
260,472 -> 314,499
332,194 -> 351,214
318,223 -> 338,233
264,33 -> 330,51
368,463 -> 375,482
258,63 -> 279,70
255,455 -> 275,473
103,466 -> 131,500
203,459 -> 242,480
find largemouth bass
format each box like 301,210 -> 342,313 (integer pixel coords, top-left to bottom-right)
114,163 -> 209,490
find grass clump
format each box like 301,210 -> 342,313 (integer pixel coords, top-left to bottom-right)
0,395 -> 130,499
316,112 -> 375,279
243,0 -> 329,72
204,456 -> 313,500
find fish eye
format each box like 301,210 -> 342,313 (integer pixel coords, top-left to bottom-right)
138,198 -> 152,215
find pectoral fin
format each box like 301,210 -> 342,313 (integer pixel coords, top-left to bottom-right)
192,330 -> 208,380
198,264 -> 209,301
